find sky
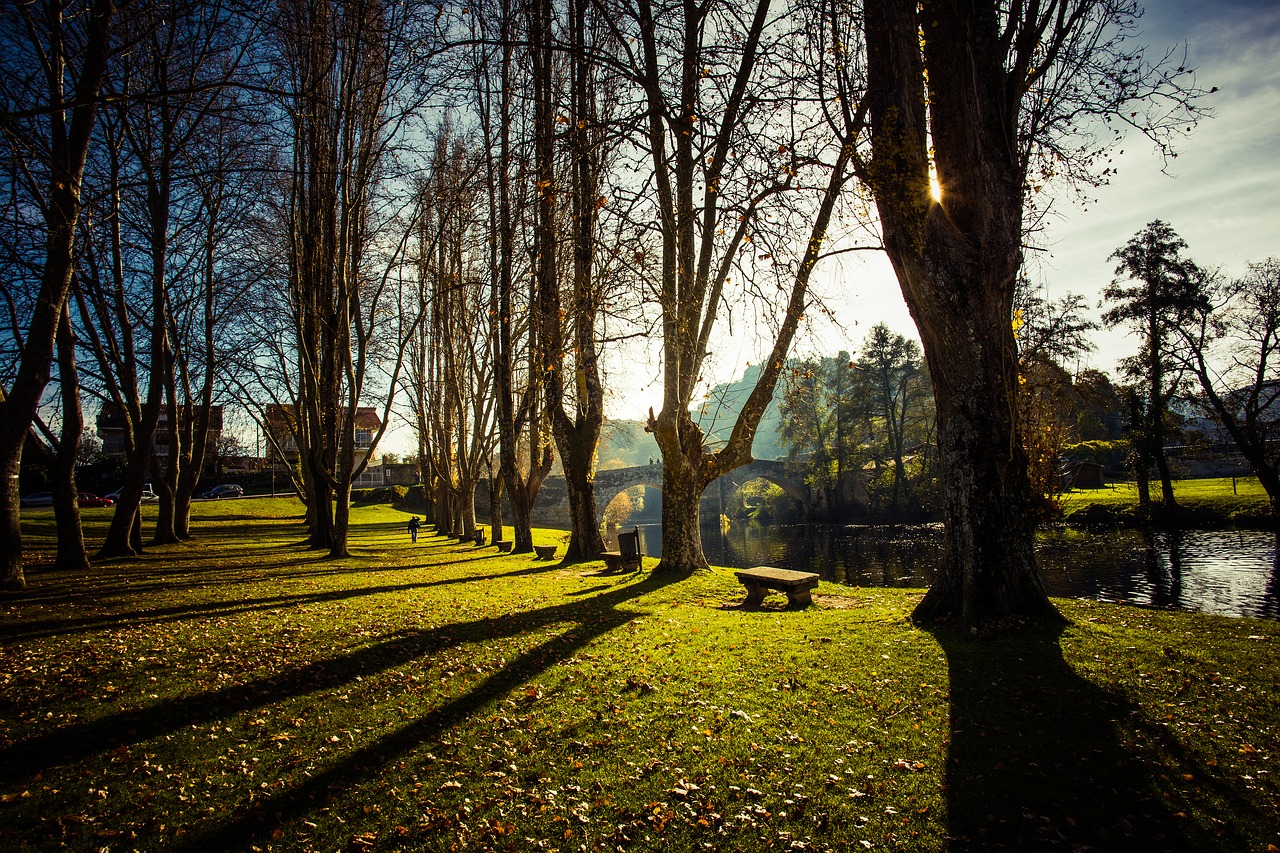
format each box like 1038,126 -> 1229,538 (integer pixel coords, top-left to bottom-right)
601,0 -> 1280,423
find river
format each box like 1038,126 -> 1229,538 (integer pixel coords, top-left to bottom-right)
625,522 -> 1280,621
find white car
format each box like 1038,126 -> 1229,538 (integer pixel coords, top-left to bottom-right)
105,484 -> 160,503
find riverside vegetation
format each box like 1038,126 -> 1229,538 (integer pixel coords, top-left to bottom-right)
1,498 -> 1277,852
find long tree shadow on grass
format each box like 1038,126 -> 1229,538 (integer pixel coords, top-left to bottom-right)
0,556 -> 577,642
0,569 -> 681,809
933,622 -> 1258,852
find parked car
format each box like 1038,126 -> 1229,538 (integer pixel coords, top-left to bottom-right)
203,484 -> 244,499
19,492 -> 53,507
77,493 -> 114,508
104,484 -> 159,503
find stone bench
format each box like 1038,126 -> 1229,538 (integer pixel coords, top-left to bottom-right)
734,566 -> 820,609
534,544 -> 557,560
602,528 -> 642,572
495,540 -> 513,553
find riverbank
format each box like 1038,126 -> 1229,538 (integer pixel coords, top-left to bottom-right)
3,500 -> 1278,851
1060,476 -> 1275,526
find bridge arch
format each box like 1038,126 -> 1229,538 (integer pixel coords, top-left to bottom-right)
592,459 -> 814,523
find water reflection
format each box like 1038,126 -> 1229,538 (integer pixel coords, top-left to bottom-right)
635,522 -> 1280,620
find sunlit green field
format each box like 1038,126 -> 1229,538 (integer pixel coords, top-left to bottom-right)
2,498 -> 1277,851
1061,476 -> 1273,523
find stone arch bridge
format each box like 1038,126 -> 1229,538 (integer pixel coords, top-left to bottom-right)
590,459 -> 813,520
490,460 -> 819,527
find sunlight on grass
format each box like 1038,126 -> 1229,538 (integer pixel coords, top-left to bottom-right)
2,499 -> 1277,851
1061,476 -> 1272,523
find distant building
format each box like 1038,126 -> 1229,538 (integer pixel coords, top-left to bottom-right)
1062,460 -> 1105,489
262,404 -> 384,487
97,403 -> 223,467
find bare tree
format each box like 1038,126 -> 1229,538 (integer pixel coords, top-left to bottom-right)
261,0 -> 435,556
596,0 -> 863,572
0,0 -> 120,588
466,0 -> 553,554
530,0 -> 626,559
78,1 -> 247,556
410,123 -> 497,539
170,89 -> 264,537
1175,258 -> 1280,517
25,301 -> 91,572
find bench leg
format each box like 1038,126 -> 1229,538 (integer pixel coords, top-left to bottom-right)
743,582 -> 767,607
786,587 -> 814,609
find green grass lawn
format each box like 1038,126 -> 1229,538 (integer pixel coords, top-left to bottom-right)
1060,476 -> 1274,524
2,499 -> 1278,851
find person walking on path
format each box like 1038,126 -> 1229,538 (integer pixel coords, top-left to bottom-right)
407,516 -> 421,543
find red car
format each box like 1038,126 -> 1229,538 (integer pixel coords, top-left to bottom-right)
77,493 -> 114,508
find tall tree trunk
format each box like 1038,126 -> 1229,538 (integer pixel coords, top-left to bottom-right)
487,470 -> 504,543
330,480 -> 351,557
0,0 -> 115,588
1150,408 -> 1178,513
507,462 -> 550,552
457,480 -> 477,537
1147,323 -> 1179,512
864,0 -> 1059,629
434,478 -> 451,533
655,434 -> 709,572
1124,388 -> 1154,508
909,310 -> 1054,626
99,348 -> 165,559
541,0 -> 606,562
51,302 -> 91,572
558,428 -> 604,559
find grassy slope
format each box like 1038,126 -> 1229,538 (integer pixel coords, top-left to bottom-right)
1,500 -> 1277,852
1060,476 -> 1274,524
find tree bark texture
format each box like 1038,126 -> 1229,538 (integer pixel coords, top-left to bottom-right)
865,0 -> 1060,629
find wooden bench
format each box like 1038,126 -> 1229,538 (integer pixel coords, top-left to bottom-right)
534,544 -> 557,560
602,528 -> 642,572
734,566 -> 820,608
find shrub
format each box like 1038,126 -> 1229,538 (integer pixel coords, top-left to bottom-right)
1062,439 -> 1129,470
351,486 -> 410,506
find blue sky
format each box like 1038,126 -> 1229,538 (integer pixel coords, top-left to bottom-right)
1043,0 -> 1280,372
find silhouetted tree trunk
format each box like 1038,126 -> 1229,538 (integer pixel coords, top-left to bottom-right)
487,468 -> 504,544
0,0 -> 116,589
535,0 -> 611,561
26,303 -> 91,573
